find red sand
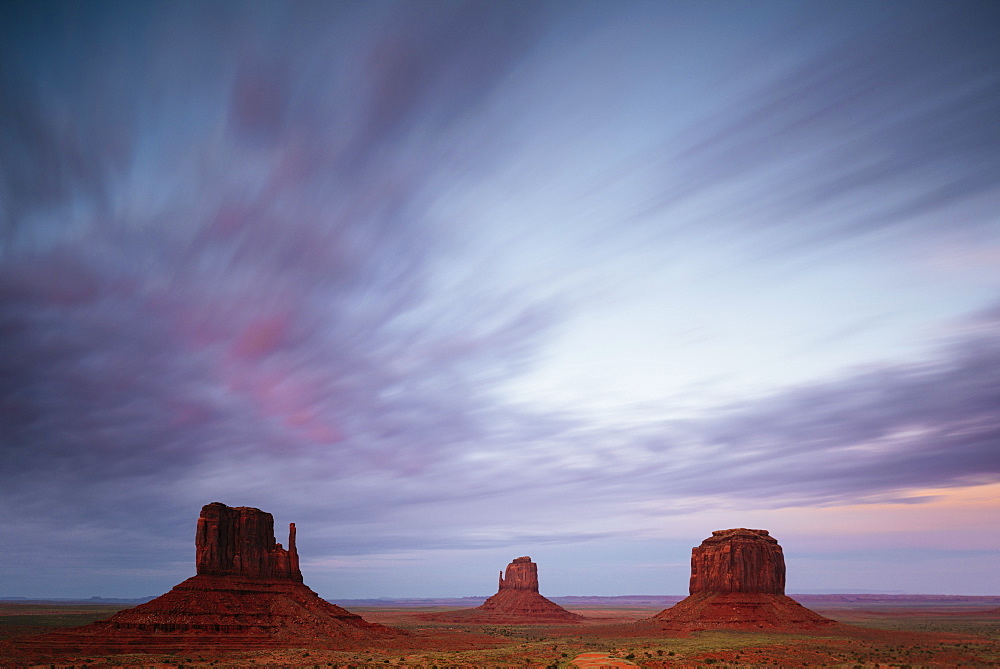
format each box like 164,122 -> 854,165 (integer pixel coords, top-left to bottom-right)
652,591 -> 836,630
6,575 -> 402,656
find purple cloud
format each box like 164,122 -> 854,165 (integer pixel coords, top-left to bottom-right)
1,1 -> 998,597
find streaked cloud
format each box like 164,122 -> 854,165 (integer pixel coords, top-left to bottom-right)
1,0 -> 998,597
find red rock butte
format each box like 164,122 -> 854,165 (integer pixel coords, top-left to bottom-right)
195,502 -> 302,580
653,528 -> 834,630
423,556 -> 584,624
690,528 -> 785,595
9,502 -> 401,656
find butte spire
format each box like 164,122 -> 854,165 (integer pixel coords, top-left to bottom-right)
195,502 -> 302,580
653,528 -> 834,629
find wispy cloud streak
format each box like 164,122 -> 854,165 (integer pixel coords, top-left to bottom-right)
1,1 -> 998,595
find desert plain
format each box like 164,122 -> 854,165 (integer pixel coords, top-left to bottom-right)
2,594 -> 1000,667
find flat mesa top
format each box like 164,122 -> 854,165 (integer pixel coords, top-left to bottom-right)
205,502 -> 267,513
703,528 -> 777,544
512,556 -> 532,563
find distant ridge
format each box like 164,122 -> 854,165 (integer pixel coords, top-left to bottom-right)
790,594 -> 1000,604
0,597 -> 157,605
7,594 -> 999,607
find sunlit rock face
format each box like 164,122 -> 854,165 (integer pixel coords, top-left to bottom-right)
195,502 -> 301,581
689,528 -> 785,595
496,555 -> 539,591
653,528 -> 834,630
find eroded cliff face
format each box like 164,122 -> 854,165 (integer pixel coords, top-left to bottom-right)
195,502 -> 301,581
498,556 -> 539,592
654,528 -> 833,629
8,502 -> 399,657
689,528 -> 785,595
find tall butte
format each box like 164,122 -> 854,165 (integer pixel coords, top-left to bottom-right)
11,503 -> 402,656
425,556 -> 583,623
195,502 -> 303,580
652,528 -> 834,629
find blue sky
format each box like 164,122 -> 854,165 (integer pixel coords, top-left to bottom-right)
1,0 -> 999,599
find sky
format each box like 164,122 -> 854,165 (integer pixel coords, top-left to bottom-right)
1,0 -> 999,599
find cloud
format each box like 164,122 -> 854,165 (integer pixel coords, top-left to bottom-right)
1,1 -> 998,596
0,1 -> 570,571
621,2 -> 1000,256
575,314 -> 1000,509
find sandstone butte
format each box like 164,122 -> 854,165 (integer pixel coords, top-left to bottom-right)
8,502 -> 402,656
652,528 -> 835,630
423,556 -> 584,624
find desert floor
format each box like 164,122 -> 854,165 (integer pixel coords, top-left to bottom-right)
1,600 -> 998,667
